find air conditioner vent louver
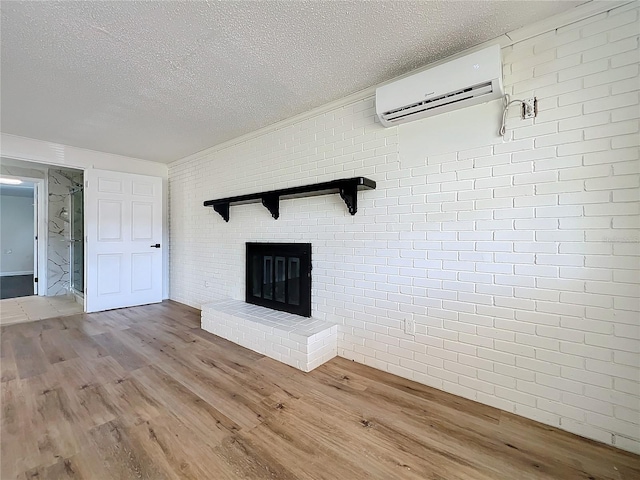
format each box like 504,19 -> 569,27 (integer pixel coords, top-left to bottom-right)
375,45 -> 504,127
381,81 -> 494,123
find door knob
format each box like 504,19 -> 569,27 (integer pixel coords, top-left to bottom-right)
150,243 -> 161,248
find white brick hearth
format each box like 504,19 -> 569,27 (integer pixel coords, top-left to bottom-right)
201,299 -> 338,372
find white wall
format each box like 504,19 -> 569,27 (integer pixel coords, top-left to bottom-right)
0,135 -> 170,299
171,4 -> 640,453
0,192 -> 34,275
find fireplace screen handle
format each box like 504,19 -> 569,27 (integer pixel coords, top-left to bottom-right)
150,243 -> 161,248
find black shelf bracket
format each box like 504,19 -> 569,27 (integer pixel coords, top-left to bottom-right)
339,184 -> 358,215
261,194 -> 280,220
213,203 -> 230,222
204,177 -> 376,222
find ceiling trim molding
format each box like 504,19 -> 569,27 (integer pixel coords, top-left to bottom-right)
169,0 -> 631,167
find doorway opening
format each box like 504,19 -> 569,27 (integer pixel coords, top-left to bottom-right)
0,158 -> 84,323
0,179 -> 36,299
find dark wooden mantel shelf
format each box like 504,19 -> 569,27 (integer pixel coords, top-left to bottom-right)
204,177 -> 376,222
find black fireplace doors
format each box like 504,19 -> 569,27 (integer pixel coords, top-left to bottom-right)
246,243 -> 311,317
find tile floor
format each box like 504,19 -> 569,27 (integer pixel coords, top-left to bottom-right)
0,295 -> 83,326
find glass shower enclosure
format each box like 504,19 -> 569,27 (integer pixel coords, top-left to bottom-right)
70,186 -> 84,294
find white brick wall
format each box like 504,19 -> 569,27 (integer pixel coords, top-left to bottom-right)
169,4 -> 640,454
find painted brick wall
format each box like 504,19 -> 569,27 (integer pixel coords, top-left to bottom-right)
169,4 -> 640,453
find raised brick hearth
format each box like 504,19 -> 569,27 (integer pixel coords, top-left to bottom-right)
201,298 -> 338,372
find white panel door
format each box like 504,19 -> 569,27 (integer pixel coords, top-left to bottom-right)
86,169 -> 163,313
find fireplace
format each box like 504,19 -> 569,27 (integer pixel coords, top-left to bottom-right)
246,243 -> 311,317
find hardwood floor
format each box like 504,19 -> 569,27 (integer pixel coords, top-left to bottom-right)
1,301 -> 638,479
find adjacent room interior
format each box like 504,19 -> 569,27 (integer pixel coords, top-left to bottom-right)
0,1 -> 639,479
0,159 -> 84,325
0,179 -> 35,299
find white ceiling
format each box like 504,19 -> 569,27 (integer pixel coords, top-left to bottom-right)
1,1 -> 586,164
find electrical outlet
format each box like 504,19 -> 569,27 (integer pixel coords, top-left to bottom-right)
522,98 -> 537,119
404,318 -> 415,335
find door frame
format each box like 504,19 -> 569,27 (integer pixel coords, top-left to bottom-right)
0,173 -> 47,295
33,177 -> 47,295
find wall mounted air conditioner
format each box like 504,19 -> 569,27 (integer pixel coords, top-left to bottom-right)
376,45 -> 504,127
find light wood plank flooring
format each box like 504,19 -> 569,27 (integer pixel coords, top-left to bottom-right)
1,301 -> 638,479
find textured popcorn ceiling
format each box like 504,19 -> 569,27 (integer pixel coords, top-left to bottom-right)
0,1 -> 584,163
